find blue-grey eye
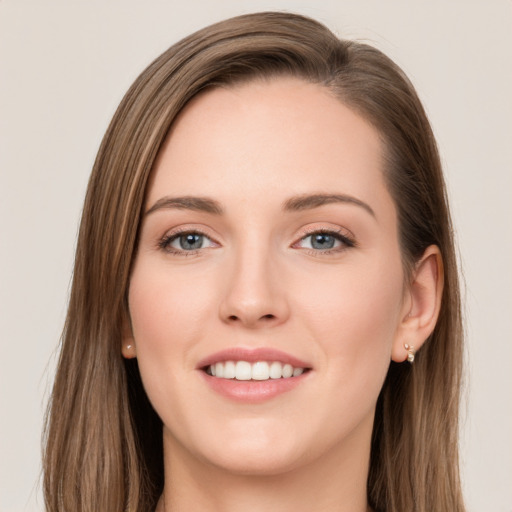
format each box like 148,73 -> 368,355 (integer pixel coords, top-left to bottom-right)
178,233 -> 203,251
298,232 -> 346,250
310,233 -> 336,249
177,233 -> 204,250
165,232 -> 215,252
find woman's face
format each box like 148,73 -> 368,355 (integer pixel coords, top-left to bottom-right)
127,78 -> 409,475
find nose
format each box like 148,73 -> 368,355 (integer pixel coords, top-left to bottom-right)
219,249 -> 290,329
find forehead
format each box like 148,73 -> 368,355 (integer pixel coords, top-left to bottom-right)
147,77 -> 391,218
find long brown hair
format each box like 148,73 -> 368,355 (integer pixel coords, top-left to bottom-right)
43,12 -> 465,512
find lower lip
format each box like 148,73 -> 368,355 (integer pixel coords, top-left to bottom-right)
199,371 -> 310,403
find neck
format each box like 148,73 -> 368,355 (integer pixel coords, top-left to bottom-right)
157,426 -> 372,512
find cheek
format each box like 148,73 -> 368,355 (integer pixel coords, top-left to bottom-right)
128,262 -> 217,351
127,266 -> 227,454
296,252 -> 404,390
127,263 -> 219,413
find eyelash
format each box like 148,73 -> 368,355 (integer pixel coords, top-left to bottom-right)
158,228 -> 217,256
293,228 -> 356,256
157,227 -> 356,257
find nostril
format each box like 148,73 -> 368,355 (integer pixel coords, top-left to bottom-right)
226,313 -> 275,322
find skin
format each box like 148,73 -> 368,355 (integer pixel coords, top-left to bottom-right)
123,78 -> 443,512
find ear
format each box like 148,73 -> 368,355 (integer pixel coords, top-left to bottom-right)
391,245 -> 444,363
121,313 -> 137,359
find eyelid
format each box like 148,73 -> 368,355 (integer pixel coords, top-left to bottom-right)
157,225 -> 220,255
155,223 -> 356,256
291,225 -> 357,253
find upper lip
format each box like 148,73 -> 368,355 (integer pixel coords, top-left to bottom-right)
196,347 -> 311,370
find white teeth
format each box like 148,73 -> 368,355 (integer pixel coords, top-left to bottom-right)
282,364 -> 293,378
207,360 -> 306,380
235,361 -> 252,380
224,360 -> 236,379
292,367 -> 304,377
269,361 -> 282,379
251,361 -> 269,380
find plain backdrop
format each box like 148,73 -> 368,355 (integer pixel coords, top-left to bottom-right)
1,1 -> 511,511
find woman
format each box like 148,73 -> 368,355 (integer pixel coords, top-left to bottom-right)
43,11 -> 465,512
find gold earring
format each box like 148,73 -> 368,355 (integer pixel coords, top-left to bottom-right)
404,344 -> 416,363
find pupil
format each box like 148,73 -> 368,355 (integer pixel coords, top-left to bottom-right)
180,234 -> 202,250
312,234 -> 334,249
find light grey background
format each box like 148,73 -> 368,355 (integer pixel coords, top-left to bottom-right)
1,1 -> 511,511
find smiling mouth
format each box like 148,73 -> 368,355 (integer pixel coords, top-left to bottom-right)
204,361 -> 310,381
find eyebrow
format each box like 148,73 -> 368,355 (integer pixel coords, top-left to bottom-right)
146,196 -> 224,215
145,193 -> 375,218
283,193 -> 376,217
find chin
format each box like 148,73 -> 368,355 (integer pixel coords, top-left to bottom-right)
172,420 -> 309,476
204,444 -> 306,477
